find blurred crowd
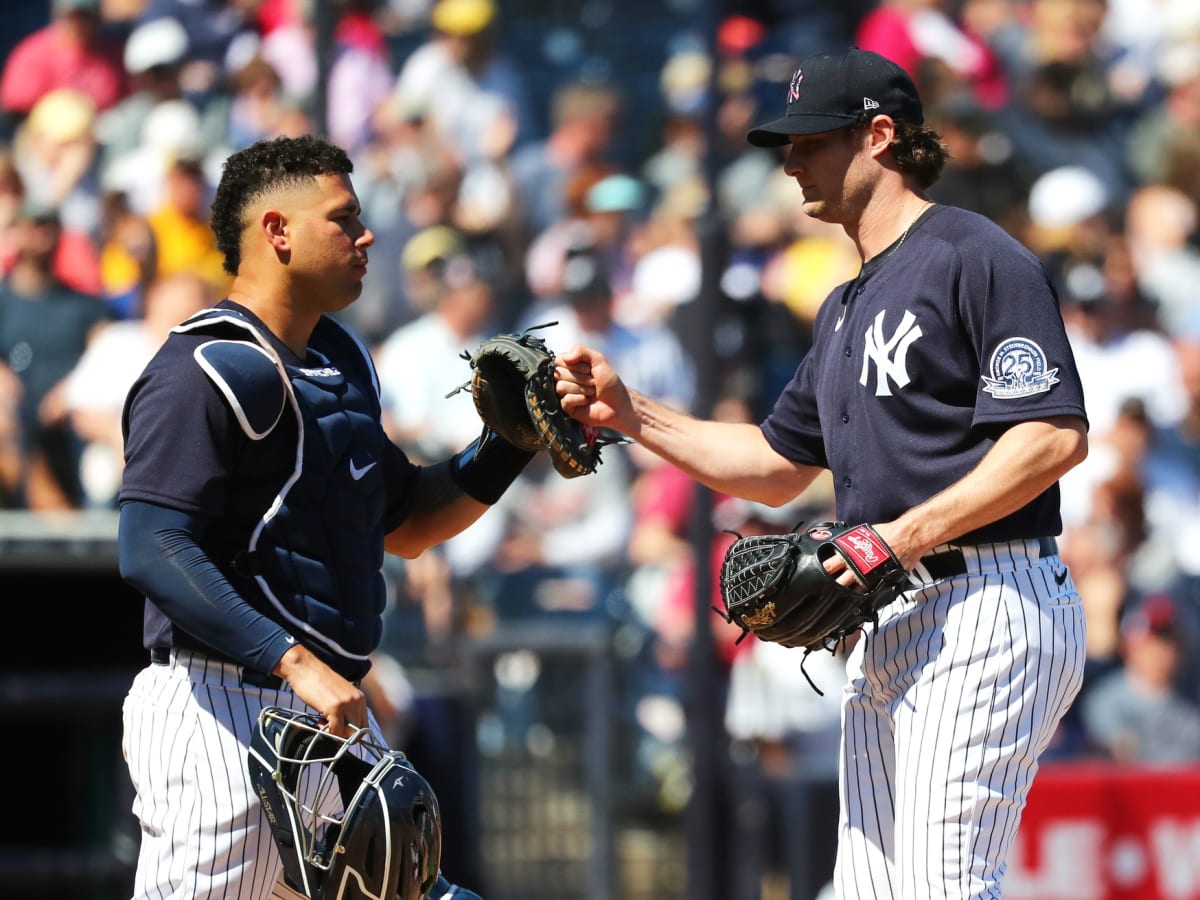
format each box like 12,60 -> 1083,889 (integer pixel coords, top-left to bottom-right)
4,0 -> 1200,810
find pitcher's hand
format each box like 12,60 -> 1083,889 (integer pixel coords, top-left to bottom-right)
555,344 -> 635,435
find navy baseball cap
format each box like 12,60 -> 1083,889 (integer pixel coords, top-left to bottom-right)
747,48 -> 924,147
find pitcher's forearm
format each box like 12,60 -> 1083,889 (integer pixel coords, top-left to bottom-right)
624,390 -> 821,507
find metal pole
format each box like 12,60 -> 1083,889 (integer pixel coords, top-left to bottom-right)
311,0 -> 335,138
587,643 -> 615,900
684,1 -> 728,895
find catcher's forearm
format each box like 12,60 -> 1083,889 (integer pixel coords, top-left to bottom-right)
384,444 -> 530,557
625,390 -> 820,506
449,429 -> 536,504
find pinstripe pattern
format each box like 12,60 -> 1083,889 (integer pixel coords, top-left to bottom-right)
833,540 -> 1085,900
121,651 -> 374,900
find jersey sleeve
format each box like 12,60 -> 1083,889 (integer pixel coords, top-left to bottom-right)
759,352 -> 829,468
119,338 -> 241,516
956,236 -> 1088,430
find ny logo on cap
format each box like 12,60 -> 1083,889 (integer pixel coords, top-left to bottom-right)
788,69 -> 804,102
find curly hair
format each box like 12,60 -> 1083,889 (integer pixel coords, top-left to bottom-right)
889,120 -> 950,189
210,135 -> 354,275
848,116 -> 950,190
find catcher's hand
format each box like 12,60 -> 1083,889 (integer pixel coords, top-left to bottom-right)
449,328 -> 606,478
717,521 -> 909,651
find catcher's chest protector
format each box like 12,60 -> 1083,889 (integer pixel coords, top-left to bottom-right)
180,310 -> 388,667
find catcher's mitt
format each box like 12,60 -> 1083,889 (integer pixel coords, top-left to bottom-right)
449,328 -> 605,478
717,521 -> 909,653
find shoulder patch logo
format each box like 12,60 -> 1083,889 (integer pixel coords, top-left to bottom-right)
982,337 -> 1060,399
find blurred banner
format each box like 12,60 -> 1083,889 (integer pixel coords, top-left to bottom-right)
1008,764 -> 1200,900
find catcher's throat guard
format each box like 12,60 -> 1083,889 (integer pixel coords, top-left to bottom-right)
247,706 -> 442,900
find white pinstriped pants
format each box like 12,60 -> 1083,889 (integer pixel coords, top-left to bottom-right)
121,650 -> 371,900
832,539 -> 1085,900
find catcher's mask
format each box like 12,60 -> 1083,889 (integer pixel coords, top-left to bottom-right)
247,706 -> 442,900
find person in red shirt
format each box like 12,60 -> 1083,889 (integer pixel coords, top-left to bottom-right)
0,0 -> 126,116
855,0 -> 1009,110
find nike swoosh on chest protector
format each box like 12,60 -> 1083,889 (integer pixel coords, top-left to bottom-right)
349,459 -> 377,480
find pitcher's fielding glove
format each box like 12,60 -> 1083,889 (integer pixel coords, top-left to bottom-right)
449,329 -> 605,478
717,521 -> 909,651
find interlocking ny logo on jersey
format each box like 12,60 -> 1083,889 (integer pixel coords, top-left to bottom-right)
861,309 -> 922,397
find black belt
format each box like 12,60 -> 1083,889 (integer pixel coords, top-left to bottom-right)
149,646 -> 284,690
919,536 -> 1057,581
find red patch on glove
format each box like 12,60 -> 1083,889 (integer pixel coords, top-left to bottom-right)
832,525 -> 892,576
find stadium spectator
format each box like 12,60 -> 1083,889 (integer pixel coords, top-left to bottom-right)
94,17 -> 193,178
0,200 -> 112,508
484,447 -> 635,623
1123,183 -> 1200,335
8,89 -> 105,295
508,82 -> 623,243
252,0 -> 395,157
518,237 -> 695,414
61,271 -> 212,505
376,235 -> 499,463
1082,593 -> 1200,762
0,0 -> 126,118
102,98 -> 212,218
223,55 -> 311,151
854,0 -> 1009,109
144,157 -> 229,295
1139,322 -> 1200,602
390,0 -> 532,166
523,166 -> 646,320
0,150 -> 26,273
96,191 -> 156,318
136,0 -> 256,75
1125,35 -> 1200,206
326,0 -> 395,156
926,92 -> 1031,229
988,0 -> 1137,197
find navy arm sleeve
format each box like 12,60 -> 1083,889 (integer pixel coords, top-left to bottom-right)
380,437 -> 421,532
118,500 -> 298,675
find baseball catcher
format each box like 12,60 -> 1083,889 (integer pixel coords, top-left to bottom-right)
449,327 -> 611,478
718,522 -> 909,683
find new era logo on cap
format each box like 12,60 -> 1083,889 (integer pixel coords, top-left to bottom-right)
747,48 -> 924,147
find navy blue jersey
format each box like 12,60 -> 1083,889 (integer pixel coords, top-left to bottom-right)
761,205 -> 1087,542
120,300 -> 420,669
